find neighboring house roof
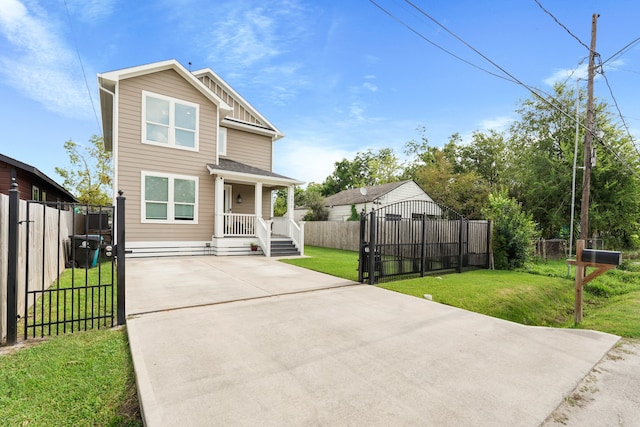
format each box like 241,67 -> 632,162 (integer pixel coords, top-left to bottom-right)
0,153 -> 78,202
324,180 -> 416,207
207,159 -> 304,186
192,68 -> 284,140
98,59 -> 234,151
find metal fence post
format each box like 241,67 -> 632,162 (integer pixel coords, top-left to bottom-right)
116,191 -> 126,325
420,213 -> 427,277
358,211 -> 366,283
486,220 -> 492,269
368,209 -> 377,285
457,217 -> 464,273
6,179 -> 19,345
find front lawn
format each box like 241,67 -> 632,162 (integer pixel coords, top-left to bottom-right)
283,246 -> 640,338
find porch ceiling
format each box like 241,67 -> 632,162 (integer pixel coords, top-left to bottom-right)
207,158 -> 304,187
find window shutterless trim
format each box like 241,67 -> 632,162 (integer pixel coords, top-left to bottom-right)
141,170 -> 199,224
141,90 -> 199,152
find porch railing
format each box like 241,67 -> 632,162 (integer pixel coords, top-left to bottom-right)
255,217 -> 271,256
223,213 -> 255,236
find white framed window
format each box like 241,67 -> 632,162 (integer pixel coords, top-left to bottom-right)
218,127 -> 227,156
32,185 -> 40,201
142,91 -> 199,151
141,171 -> 198,223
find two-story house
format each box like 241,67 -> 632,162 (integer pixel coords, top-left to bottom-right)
98,60 -> 303,257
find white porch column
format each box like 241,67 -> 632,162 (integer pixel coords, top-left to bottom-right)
255,182 -> 263,218
214,176 -> 224,237
287,184 -> 295,220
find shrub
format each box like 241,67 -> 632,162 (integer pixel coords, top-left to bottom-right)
483,191 -> 539,270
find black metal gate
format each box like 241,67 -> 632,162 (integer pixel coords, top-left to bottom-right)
3,181 -> 126,345
358,200 -> 491,284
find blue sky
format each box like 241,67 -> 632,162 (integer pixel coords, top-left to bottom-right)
1,0 -> 639,188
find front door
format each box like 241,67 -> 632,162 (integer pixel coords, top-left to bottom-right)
223,184 -> 232,213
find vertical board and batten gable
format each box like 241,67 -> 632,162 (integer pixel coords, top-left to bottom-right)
198,75 -> 265,126
117,69 -> 218,242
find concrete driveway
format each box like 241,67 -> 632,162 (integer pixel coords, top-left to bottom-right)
125,256 -> 619,426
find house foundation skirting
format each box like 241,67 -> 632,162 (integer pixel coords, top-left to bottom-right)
126,239 -> 261,258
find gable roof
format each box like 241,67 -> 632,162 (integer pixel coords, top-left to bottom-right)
323,180 -> 415,207
192,68 -> 284,140
1,153 -> 78,201
97,59 -> 234,151
207,159 -> 304,186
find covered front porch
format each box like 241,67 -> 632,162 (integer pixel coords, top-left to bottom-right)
207,159 -> 305,257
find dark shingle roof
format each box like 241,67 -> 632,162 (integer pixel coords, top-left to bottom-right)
0,153 -> 78,201
324,180 -> 412,207
207,158 -> 297,181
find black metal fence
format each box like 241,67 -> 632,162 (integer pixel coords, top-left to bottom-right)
3,180 -> 126,345
358,200 -> 491,284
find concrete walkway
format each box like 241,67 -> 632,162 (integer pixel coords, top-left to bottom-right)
125,256 -> 620,426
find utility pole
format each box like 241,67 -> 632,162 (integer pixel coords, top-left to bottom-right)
575,13 -> 599,324
579,13 -> 599,241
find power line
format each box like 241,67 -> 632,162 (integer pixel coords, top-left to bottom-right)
533,0 -> 590,51
602,36 -> 640,64
373,1 -> 640,179
367,0 -> 515,83
63,0 -> 102,135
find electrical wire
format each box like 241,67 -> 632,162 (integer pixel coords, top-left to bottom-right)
532,0 -> 590,51
63,0 -> 102,135
602,36 -> 640,65
372,1 -> 640,179
368,0 -> 515,83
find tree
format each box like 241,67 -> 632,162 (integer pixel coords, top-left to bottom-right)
403,130 -> 491,219
483,191 -> 539,270
507,83 -> 640,245
273,186 -> 305,217
55,135 -> 112,205
321,148 -> 402,196
302,189 -> 329,221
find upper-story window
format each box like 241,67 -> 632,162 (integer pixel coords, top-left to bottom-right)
142,91 -> 199,151
218,127 -> 227,156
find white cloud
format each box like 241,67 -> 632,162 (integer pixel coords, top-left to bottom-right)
66,0 -> 116,22
274,138 -> 355,186
479,116 -> 512,131
543,60 -> 624,86
0,0 -> 96,119
363,82 -> 378,92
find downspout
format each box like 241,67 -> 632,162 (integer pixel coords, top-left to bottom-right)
98,79 -> 117,205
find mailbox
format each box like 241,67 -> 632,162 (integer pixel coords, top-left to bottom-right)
580,249 -> 622,266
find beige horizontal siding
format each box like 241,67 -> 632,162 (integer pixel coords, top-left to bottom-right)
117,69 -> 218,242
223,128 -> 272,171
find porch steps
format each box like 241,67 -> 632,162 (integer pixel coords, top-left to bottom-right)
270,238 -> 300,257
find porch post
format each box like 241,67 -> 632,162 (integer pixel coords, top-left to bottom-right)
214,176 -> 224,237
254,182 -> 263,217
287,184 -> 295,220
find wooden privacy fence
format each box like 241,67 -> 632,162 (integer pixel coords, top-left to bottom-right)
304,221 -> 361,251
1,194 -> 75,341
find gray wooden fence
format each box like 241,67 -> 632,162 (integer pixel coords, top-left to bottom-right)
1,195 -> 75,342
304,221 -> 361,251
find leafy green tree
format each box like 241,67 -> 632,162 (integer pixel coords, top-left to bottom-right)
454,130 -> 507,188
273,186 -> 305,217
321,148 -> 402,196
403,131 -> 491,219
483,191 -> 539,270
302,190 -> 329,221
507,83 -> 640,246
55,135 -> 112,205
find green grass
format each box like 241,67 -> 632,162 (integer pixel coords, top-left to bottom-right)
21,261 -> 117,339
0,328 -> 141,426
285,246 -> 640,338
281,245 -> 360,281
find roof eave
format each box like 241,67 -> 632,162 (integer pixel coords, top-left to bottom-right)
207,164 -> 304,186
